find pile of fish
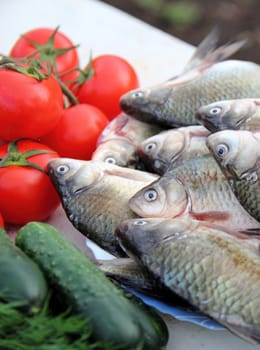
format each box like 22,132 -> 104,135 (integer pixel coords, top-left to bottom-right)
47,28 -> 260,345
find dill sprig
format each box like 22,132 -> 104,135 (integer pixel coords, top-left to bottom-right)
0,297 -> 121,350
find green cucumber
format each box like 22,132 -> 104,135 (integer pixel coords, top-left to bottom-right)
0,227 -> 48,314
16,222 -> 142,348
122,289 -> 169,350
16,221 -> 169,349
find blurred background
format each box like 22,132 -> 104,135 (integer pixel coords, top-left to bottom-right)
101,0 -> 260,63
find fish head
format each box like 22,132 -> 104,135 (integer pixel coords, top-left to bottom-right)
206,130 -> 238,166
116,217 -> 198,258
196,99 -> 258,132
128,176 -> 188,218
139,129 -> 185,173
48,158 -> 105,200
206,130 -> 260,178
120,86 -> 172,125
196,100 -> 236,132
92,139 -> 137,168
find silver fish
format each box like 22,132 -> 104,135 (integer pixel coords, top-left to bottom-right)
129,156 -> 260,231
116,217 -> 260,344
120,39 -> 252,128
196,98 -> 260,132
92,113 -> 162,168
48,158 -> 158,257
139,125 -> 210,174
206,130 -> 260,222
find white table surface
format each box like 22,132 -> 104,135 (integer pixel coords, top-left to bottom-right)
1,1 -> 258,349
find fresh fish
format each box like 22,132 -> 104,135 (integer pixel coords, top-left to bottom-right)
116,217 -> 260,344
139,125 -> 210,174
92,113 -> 162,169
48,158 -> 159,257
196,98 -> 260,132
128,155 -> 260,231
119,39 -> 254,128
206,130 -> 260,222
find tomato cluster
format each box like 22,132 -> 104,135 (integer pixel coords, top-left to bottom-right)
0,27 -> 139,225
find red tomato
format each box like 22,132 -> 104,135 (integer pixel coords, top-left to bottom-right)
10,27 -> 79,83
0,67 -> 64,140
74,55 -> 139,120
0,139 -> 60,225
0,212 -> 4,228
40,104 -> 109,160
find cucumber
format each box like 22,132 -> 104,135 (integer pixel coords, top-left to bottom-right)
0,227 -> 48,314
16,222 -> 141,348
16,221 -> 168,349
122,288 -> 169,350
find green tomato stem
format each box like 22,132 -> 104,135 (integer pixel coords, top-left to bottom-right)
0,140 -> 55,174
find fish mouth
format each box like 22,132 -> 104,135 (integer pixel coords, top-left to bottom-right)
120,101 -> 159,124
137,148 -> 167,174
120,90 -> 172,126
195,112 -> 219,132
153,158 -> 169,173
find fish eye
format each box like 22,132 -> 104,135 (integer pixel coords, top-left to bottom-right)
216,143 -> 229,158
104,156 -> 117,164
56,165 -> 70,174
145,142 -> 157,153
144,188 -> 158,202
132,90 -> 144,99
134,219 -> 147,225
209,107 -> 222,115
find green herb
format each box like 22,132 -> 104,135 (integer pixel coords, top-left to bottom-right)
0,297 -> 121,350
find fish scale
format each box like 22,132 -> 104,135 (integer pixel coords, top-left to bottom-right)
229,171 -> 260,222
116,217 -> 260,343
61,176 -> 139,256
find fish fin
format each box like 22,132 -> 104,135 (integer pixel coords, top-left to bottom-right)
104,167 -> 159,182
165,69 -> 203,87
165,38 -> 246,88
196,38 -> 247,73
202,221 -> 257,239
182,26 -> 220,73
191,210 -> 230,222
201,223 -> 260,254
